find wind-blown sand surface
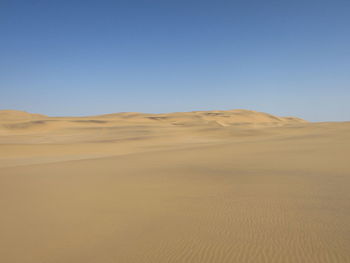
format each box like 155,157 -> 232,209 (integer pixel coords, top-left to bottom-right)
1,109 -> 350,263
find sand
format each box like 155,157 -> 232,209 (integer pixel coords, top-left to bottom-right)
0,109 -> 350,263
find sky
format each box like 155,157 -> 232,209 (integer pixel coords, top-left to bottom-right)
0,0 -> 349,121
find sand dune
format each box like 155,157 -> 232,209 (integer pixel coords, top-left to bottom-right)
0,110 -> 46,122
0,109 -> 350,263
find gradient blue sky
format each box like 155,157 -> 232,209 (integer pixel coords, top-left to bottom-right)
1,0 -> 349,121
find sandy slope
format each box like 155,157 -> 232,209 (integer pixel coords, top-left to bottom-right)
0,110 -> 350,263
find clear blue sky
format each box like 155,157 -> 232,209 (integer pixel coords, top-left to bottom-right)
1,0 -> 349,121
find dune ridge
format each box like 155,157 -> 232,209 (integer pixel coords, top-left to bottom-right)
0,110 -> 46,121
0,109 -> 306,134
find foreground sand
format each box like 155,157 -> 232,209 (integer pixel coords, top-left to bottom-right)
1,110 -> 350,263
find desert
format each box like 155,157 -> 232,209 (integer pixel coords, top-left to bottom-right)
1,109 -> 350,263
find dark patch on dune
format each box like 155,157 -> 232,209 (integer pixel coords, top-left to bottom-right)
70,120 -> 108,124
3,121 -> 46,129
202,112 -> 222,116
146,116 -> 168,121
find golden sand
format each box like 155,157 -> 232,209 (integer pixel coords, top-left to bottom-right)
1,110 -> 349,263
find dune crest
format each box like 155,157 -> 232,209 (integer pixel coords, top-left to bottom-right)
0,109 -> 308,138
0,110 -> 46,122
0,109 -> 306,131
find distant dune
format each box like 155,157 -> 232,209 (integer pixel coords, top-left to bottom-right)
1,109 -> 349,263
0,110 -> 46,121
0,109 -> 306,133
